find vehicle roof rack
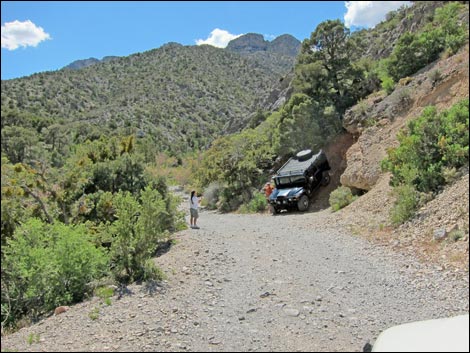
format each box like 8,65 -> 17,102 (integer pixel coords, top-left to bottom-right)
276,150 -> 324,177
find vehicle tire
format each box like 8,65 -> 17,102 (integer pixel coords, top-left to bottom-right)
321,172 -> 331,186
297,195 -> 309,212
296,149 -> 313,161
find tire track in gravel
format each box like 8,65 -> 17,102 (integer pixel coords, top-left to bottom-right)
1,208 -> 468,352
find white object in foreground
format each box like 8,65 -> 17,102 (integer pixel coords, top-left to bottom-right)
372,314 -> 469,352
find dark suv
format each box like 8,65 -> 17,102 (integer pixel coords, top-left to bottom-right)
269,149 -> 331,213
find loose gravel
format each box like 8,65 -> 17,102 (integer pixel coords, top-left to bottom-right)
2,207 -> 468,352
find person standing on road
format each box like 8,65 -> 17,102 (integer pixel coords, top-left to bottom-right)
189,190 -> 201,229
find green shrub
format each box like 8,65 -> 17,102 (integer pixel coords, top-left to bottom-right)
142,259 -> 166,282
386,2 -> 467,81
374,59 -> 395,94
428,69 -> 442,86
88,307 -> 100,321
95,286 -> 114,301
434,2 -> 468,55
27,333 -> 40,345
329,186 -> 358,212
2,219 -> 108,326
442,166 -> 459,184
95,286 -> 114,306
381,74 -> 396,95
240,192 -> 267,213
218,192 -> 244,213
383,99 -> 468,225
390,184 -> 420,225
106,187 -> 179,284
382,99 -> 469,193
449,229 -> 465,242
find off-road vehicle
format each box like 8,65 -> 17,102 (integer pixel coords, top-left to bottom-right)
268,149 -> 331,214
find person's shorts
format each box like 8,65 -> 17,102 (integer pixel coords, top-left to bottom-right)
190,208 -> 199,218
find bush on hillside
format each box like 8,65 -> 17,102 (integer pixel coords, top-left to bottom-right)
389,184 -> 421,226
329,186 -> 358,212
383,99 -> 469,224
382,99 -> 469,193
106,187 -> 176,284
386,2 -> 468,82
2,219 -> 108,327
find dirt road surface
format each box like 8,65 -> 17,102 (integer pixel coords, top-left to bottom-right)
2,206 -> 468,352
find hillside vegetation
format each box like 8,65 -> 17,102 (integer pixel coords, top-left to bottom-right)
195,2 -> 468,212
0,32 -> 299,330
1,1 -> 468,332
1,39 -> 296,157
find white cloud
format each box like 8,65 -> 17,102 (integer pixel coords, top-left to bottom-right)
1,20 -> 51,50
344,1 -> 411,28
195,28 -> 243,48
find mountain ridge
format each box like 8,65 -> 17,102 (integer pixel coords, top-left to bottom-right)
1,39 -> 296,154
63,56 -> 121,70
61,33 -> 300,72
226,33 -> 300,56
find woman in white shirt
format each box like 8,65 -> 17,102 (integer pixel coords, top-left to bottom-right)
189,190 -> 201,229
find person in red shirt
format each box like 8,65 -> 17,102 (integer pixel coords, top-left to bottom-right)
264,181 -> 273,199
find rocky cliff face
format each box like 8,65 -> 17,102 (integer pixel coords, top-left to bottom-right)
226,33 -> 269,54
338,45 -> 469,270
226,33 -> 300,56
269,34 -> 302,56
341,45 -> 469,192
359,1 -> 449,60
226,33 -> 301,117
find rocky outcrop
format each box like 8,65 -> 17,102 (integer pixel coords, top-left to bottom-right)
261,70 -> 295,112
340,120 -> 393,191
63,57 -> 100,70
226,33 -> 301,117
361,1 -> 448,61
268,34 -> 301,57
226,33 -> 268,54
341,45 -> 469,191
226,33 -> 300,56
63,56 -> 120,70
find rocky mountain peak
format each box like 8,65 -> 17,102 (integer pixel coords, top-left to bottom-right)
63,56 -> 120,70
226,33 -> 269,54
63,57 -> 100,70
226,33 -> 300,57
268,34 -> 301,56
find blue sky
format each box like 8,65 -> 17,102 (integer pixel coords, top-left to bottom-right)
1,1 -> 410,80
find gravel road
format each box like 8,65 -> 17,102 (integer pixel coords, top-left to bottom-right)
2,206 -> 468,352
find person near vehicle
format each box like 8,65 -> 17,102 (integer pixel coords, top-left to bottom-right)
264,181 -> 273,200
189,190 -> 201,229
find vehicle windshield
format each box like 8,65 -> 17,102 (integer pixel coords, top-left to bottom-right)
275,175 -> 306,187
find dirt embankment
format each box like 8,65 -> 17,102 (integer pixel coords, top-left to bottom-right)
336,45 -> 469,271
